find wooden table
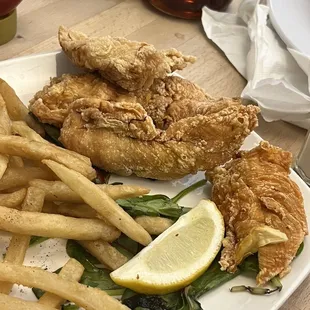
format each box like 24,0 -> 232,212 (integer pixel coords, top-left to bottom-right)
0,0 -> 308,309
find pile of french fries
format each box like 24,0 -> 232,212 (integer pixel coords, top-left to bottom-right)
0,79 -> 173,309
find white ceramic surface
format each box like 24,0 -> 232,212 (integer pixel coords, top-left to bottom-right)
268,0 -> 310,55
0,51 -> 309,310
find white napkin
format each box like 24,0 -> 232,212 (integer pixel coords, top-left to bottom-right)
202,0 -> 310,129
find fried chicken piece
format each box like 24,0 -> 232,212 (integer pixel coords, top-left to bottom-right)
58,26 -> 196,91
59,98 -> 259,180
134,75 -> 213,129
29,73 -> 134,128
28,73 -> 230,131
208,142 -> 308,285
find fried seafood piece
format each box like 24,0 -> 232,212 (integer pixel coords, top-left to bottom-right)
134,75 -> 213,129
58,26 -> 196,91
59,98 -> 259,180
28,73 -> 229,130
208,142 -> 308,285
29,73 -> 134,128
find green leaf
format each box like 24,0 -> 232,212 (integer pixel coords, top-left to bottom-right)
122,290 -> 202,310
66,240 -> 100,271
270,276 -> 283,292
32,287 -> 45,299
171,180 -> 207,203
66,240 -> 124,295
80,268 -> 123,293
239,255 -> 259,274
122,255 -> 260,310
117,195 -> 188,220
62,304 -> 80,310
29,236 -> 49,247
296,242 -> 304,257
111,243 -> 135,260
114,234 -> 140,255
187,258 -> 241,299
117,180 -> 206,220
42,123 -> 63,147
122,292 -> 176,310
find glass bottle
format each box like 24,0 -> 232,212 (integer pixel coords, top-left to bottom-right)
147,0 -> 233,19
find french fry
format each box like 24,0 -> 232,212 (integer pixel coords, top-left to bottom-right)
11,120 -> 46,143
0,262 -> 129,310
135,216 -> 174,235
39,258 -> 84,308
0,188 -> 27,208
11,121 -> 91,165
43,160 -> 152,246
0,78 -> 44,136
0,167 -> 55,191
30,179 -> 150,202
0,293 -> 56,310
8,156 -> 24,168
0,94 -> 11,179
0,206 -> 120,241
0,135 -> 95,179
43,201 -> 98,219
0,94 -> 11,135
78,240 -> 128,270
0,187 -> 46,294
44,202 -> 172,235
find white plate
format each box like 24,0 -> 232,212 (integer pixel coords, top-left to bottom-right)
268,0 -> 310,55
0,51 -> 310,310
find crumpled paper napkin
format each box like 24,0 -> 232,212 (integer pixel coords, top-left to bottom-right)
202,0 -> 310,129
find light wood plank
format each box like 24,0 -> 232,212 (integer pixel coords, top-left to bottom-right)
18,0 -> 56,17
0,0 -> 122,59
16,0 -> 157,57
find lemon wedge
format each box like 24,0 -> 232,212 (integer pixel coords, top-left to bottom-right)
111,199 -> 224,294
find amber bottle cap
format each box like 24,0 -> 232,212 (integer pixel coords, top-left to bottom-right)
0,9 -> 17,46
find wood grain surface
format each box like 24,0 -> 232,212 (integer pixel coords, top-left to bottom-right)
0,1 -> 308,309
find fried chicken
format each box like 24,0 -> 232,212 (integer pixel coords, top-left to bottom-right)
29,73 -> 215,129
134,75 -> 213,129
208,142 -> 308,285
58,26 -> 196,91
59,98 -> 259,180
29,73 -> 134,128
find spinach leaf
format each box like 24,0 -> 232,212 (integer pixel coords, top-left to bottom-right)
296,242 -> 304,257
42,123 -> 63,147
66,240 -> 124,295
81,268 -> 124,295
117,195 -> 189,220
122,291 -> 182,310
187,258 -> 241,299
32,287 -> 45,299
66,240 -> 100,271
112,243 -> 135,260
116,179 -> 206,220
171,180 -> 207,203
239,255 -> 259,274
29,236 -> 49,247
114,234 -> 140,255
62,304 -> 80,310
122,255 -> 261,310
122,290 -> 202,310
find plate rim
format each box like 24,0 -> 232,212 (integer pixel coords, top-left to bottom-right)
268,0 -> 310,55
0,50 -> 310,310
